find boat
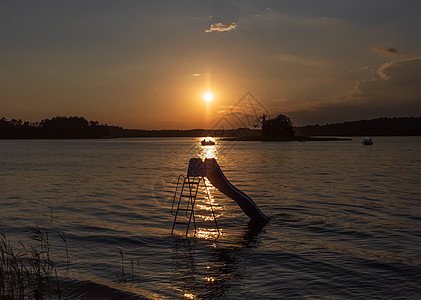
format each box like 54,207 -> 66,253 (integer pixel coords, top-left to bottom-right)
362,137 -> 373,145
201,138 -> 215,146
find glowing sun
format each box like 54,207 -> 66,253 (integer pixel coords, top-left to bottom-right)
204,92 -> 213,103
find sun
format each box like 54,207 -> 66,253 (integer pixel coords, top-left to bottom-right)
204,92 -> 213,103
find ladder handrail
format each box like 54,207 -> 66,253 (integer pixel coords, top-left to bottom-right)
184,177 -> 201,217
171,175 -> 220,237
171,175 -> 186,216
171,176 -> 199,236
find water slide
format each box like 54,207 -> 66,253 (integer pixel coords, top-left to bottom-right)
187,158 -> 270,223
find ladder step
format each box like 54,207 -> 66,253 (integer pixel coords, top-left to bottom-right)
174,221 -> 190,225
177,208 -> 193,211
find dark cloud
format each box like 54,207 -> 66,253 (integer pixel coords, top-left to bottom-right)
289,58 -> 421,125
210,0 -> 241,22
375,47 -> 409,56
205,0 -> 241,32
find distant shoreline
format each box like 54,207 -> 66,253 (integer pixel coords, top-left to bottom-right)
2,135 -> 421,141
1,116 -> 420,139
222,136 -> 352,142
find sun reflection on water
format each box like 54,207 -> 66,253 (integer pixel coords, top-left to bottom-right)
172,221 -> 266,299
191,176 -> 223,239
195,228 -> 221,240
180,137 -> 223,239
197,137 -> 218,160
171,185 -> 222,238
184,293 -> 195,299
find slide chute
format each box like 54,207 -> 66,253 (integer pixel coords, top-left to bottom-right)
187,158 -> 270,223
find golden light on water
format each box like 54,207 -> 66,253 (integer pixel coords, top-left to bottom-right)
203,147 -> 216,159
184,293 -> 195,299
193,177 -> 222,239
174,138 -> 222,239
198,137 -> 217,159
196,228 -> 221,240
171,154 -> 222,238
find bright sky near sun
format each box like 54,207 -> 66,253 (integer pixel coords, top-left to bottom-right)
204,92 -> 214,103
0,1 -> 420,129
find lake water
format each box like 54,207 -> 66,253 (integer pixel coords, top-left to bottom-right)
1,137 -> 420,299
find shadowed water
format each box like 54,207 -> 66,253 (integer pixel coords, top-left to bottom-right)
1,137 -> 420,299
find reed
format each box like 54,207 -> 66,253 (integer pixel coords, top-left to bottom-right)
58,233 -> 69,271
0,227 -> 63,299
118,248 -> 126,282
115,250 -> 141,286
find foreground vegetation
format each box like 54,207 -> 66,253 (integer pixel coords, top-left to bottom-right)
0,227 -> 65,299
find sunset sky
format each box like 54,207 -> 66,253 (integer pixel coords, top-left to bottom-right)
1,0 -> 420,129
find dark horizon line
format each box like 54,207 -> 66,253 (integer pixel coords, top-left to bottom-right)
1,116 -> 420,139
125,116 -> 421,131
2,115 -> 420,130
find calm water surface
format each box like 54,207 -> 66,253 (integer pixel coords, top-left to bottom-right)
1,137 -> 420,299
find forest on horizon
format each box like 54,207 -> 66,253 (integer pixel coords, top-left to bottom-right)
0,116 -> 420,139
295,117 -> 421,136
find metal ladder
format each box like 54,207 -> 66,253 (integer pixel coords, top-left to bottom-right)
171,175 -> 219,236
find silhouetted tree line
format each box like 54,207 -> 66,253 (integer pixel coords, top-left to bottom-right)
295,117 -> 421,136
0,117 -> 251,139
255,114 -> 295,138
0,116 -> 111,139
3,115 -> 418,139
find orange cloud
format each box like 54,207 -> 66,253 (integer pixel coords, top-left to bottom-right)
205,22 -> 237,33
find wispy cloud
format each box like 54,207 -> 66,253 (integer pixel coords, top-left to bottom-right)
275,54 -> 327,66
217,105 -> 247,116
254,10 -> 347,28
374,47 -> 409,56
355,57 -> 421,93
205,22 -> 237,33
289,57 -> 421,125
376,61 -> 395,80
273,98 -> 288,102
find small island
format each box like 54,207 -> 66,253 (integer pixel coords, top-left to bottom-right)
245,114 -> 351,141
